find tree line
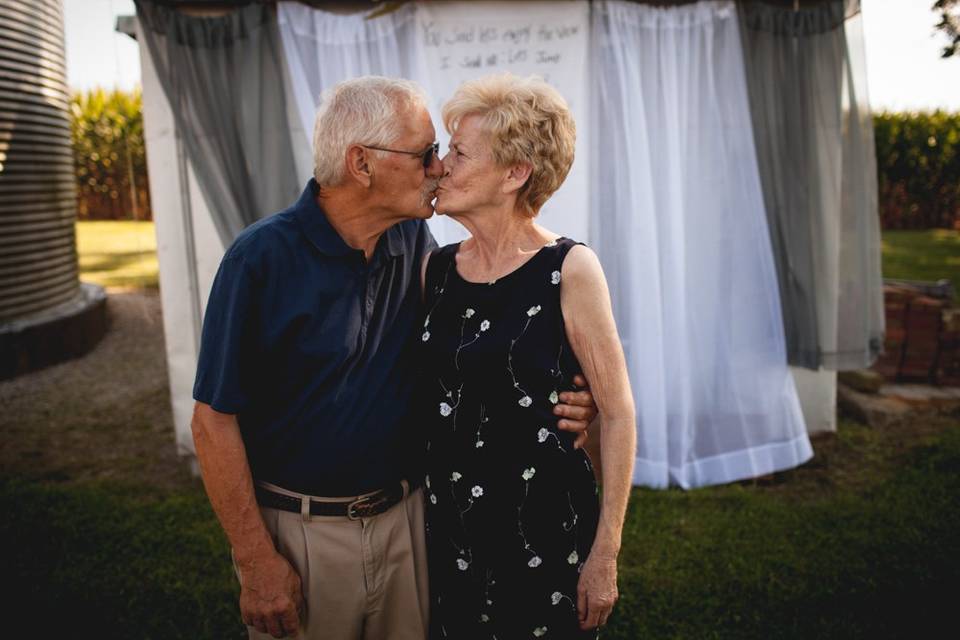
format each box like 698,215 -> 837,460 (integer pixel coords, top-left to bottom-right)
70,89 -> 958,230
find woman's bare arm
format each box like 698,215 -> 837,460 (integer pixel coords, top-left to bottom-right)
560,244 -> 637,628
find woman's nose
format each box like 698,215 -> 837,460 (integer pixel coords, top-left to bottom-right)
440,153 -> 452,176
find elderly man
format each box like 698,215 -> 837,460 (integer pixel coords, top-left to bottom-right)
190,76 -> 596,640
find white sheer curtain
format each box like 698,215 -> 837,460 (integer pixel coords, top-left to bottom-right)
278,0 -> 592,248
835,5 -> 884,371
277,0 -> 816,489
738,0 -> 883,372
276,1 -> 422,155
591,0 -> 812,488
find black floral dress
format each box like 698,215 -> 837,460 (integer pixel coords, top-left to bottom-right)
419,238 -> 600,640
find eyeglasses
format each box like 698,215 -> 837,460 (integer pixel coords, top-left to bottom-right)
362,141 -> 439,168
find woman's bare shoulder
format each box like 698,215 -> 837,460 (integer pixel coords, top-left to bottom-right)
561,243 -> 603,282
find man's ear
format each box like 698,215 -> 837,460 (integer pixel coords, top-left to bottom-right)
502,162 -> 533,195
344,144 -> 373,187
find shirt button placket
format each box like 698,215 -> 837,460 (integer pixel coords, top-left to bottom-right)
357,260 -> 370,348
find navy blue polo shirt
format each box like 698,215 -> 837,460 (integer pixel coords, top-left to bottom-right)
193,179 -> 437,496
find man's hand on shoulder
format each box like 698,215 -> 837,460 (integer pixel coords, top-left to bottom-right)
237,548 -> 304,638
555,373 -> 598,449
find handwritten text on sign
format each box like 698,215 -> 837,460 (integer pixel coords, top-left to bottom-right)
421,22 -> 580,78
415,1 -> 590,245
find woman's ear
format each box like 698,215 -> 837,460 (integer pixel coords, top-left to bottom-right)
345,144 -> 373,187
502,162 -> 533,195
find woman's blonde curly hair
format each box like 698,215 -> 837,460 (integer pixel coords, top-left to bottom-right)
442,73 -> 576,217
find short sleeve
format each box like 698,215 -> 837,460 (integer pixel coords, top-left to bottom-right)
192,253 -> 260,414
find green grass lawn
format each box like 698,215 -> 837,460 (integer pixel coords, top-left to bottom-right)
76,220 -> 159,289
1,417 -> 957,639
881,229 -> 960,295
75,223 -> 959,295
42,222 -> 959,637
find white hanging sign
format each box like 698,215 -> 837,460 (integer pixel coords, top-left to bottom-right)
414,1 -> 591,246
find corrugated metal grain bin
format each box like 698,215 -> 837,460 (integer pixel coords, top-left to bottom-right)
0,0 -> 107,379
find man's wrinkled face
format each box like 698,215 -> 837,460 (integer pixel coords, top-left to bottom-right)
370,105 -> 443,220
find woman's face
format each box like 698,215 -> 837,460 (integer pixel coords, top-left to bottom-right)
435,114 -> 510,217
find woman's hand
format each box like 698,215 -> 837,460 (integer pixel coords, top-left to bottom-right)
576,551 -> 619,630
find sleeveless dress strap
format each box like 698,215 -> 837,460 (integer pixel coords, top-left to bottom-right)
547,237 -> 586,271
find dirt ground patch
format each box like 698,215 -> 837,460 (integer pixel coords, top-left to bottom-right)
0,291 -> 197,491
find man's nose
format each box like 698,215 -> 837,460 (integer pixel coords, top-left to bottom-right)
426,151 -> 444,177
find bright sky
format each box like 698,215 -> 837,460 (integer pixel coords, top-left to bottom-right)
860,0 -> 960,112
63,0 -> 960,112
64,0 -> 139,93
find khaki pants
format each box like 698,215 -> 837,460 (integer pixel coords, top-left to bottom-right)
237,480 -> 429,640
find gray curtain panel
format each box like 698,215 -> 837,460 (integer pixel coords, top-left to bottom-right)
135,1 -> 301,246
737,0 -> 883,370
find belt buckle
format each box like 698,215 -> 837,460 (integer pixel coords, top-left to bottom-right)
347,491 -> 390,520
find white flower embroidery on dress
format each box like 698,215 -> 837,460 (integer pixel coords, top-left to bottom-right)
567,550 -> 579,565
551,270 -> 561,285
562,492 -> 579,531
437,381 -> 463,429
509,306 -> 539,408
425,475 -> 430,489
545,238 -> 559,247
430,494 -> 437,504
450,472 -> 462,482
474,405 -> 489,450
457,558 -> 469,571
551,591 -> 576,610
480,319 -> 490,332
518,467 -> 540,568
471,485 -> 484,498
548,390 -> 559,404
480,614 -> 490,623
421,260 -> 452,340
536,426 -> 566,452
455,309 -> 484,369
533,625 -> 548,636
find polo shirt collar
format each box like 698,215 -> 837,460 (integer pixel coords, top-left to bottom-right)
381,222 -> 404,258
294,179 -> 405,259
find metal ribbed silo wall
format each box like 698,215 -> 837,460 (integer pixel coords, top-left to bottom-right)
0,0 -> 79,323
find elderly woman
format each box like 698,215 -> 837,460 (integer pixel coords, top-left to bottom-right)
418,73 -> 637,639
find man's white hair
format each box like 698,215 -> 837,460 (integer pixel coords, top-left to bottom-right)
312,76 -> 429,187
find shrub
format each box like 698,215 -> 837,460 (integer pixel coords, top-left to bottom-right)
67,91 -> 959,230
71,88 -> 152,221
874,110 -> 960,230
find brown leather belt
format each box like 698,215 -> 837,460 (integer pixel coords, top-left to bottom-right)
255,481 -> 411,520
